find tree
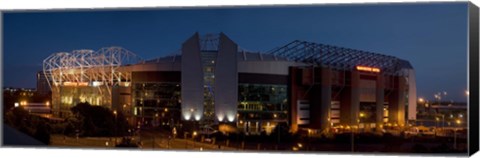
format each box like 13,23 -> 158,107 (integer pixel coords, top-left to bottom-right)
34,122 -> 51,145
4,107 -> 33,134
4,107 -> 50,145
270,122 -> 291,143
70,102 -> 130,137
411,143 -> 429,153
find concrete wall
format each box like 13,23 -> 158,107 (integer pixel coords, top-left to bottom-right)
407,69 -> 417,121
181,33 -> 204,121
111,86 -> 131,113
388,76 -> 406,125
376,75 -> 385,131
319,67 -> 332,130
214,33 -> 238,122
238,61 -> 303,75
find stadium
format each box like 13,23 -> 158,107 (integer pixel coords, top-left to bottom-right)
42,32 -> 417,135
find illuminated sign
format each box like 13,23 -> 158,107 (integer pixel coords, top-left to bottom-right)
356,66 -> 380,73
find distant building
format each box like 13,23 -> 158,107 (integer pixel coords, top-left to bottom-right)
36,71 -> 51,96
417,102 -> 467,128
42,32 -> 416,134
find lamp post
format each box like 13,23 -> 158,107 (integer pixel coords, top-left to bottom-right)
438,114 -> 445,131
359,112 -> 365,132
418,98 -> 425,104
192,131 -> 197,149
184,132 -> 189,149
155,113 -> 159,127
351,116 -> 360,152
435,117 -> 439,136
434,91 -> 447,107
454,119 -> 461,150
113,110 -> 118,145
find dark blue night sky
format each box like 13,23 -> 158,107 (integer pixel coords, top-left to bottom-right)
2,2 -> 468,101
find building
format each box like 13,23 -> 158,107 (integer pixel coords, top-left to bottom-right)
36,71 -> 51,96
42,32 -> 416,135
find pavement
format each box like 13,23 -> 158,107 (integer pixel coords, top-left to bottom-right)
3,125 -> 45,146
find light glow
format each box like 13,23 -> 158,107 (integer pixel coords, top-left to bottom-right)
92,81 -> 103,87
227,114 -> 235,122
217,114 -> 225,122
78,82 -> 89,86
63,82 -> 77,86
194,114 -> 201,121
183,111 -> 193,120
418,98 -> 425,103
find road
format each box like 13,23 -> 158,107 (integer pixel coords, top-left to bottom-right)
138,129 -> 236,150
50,129 -> 236,151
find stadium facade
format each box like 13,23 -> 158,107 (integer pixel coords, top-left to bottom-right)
42,32 -> 416,135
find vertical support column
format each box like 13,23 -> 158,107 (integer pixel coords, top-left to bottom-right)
397,77 -> 406,126
376,75 -> 385,131
407,69 -> 417,121
350,71 -> 361,126
388,77 -> 399,124
320,67 -> 332,131
181,32 -> 204,121
388,76 -> 406,126
309,68 -> 321,129
340,86 -> 351,125
215,33 -> 238,122
289,67 -> 299,133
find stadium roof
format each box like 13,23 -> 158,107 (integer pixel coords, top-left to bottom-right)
149,32 -> 413,76
268,40 -> 413,76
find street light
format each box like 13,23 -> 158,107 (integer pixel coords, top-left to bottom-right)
418,98 -> 425,103
359,112 -> 365,118
184,132 -> 189,149
297,143 -> 303,148
113,110 -> 118,145
155,113 -> 159,127
454,119 -> 462,149
435,117 -> 440,136
359,112 -> 365,132
192,131 -> 198,149
434,91 -> 447,106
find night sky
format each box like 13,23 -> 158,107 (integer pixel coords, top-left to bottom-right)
2,2 -> 468,101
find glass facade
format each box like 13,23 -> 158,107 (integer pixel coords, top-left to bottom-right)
53,86 -> 110,117
132,82 -> 181,127
237,83 -> 288,135
201,51 -> 217,124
